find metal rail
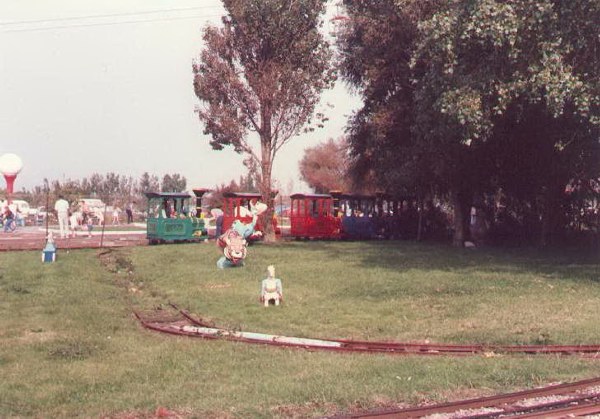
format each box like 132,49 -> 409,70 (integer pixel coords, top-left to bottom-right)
135,306 -> 600,418
342,383 -> 600,418
135,306 -> 600,357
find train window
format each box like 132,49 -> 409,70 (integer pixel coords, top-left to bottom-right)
310,199 -> 318,218
324,200 -> 331,217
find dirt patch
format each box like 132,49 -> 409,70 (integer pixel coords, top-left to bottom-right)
97,248 -> 145,297
45,339 -> 102,361
98,249 -> 135,275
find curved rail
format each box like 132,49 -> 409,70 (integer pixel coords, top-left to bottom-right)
134,306 -> 600,357
135,306 -> 600,417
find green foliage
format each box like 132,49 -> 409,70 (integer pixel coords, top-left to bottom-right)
138,171 -> 160,195
411,0 -> 598,145
338,0 -> 600,245
21,171 -> 186,210
160,173 -> 187,193
337,0 -> 426,196
299,137 -> 351,193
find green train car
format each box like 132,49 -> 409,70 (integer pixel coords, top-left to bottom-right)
145,191 -> 208,244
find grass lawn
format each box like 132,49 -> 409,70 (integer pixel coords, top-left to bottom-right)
1,241 -> 600,417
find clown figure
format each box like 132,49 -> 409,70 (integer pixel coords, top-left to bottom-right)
216,201 -> 267,269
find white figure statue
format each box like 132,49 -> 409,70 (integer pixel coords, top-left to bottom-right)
260,265 -> 282,307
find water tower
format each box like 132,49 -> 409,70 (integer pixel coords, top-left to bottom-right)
0,153 -> 23,204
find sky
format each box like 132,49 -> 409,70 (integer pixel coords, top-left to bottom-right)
0,0 -> 361,194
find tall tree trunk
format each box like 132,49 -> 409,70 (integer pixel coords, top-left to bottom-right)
259,110 -> 276,243
416,195 -> 423,241
450,185 -> 472,247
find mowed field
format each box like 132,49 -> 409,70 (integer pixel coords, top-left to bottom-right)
1,241 -> 600,417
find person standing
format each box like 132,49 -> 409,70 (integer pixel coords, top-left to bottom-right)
3,205 -> 15,232
81,200 -> 90,225
126,202 -> 133,224
112,207 -> 120,225
54,195 -> 70,238
95,209 -> 104,226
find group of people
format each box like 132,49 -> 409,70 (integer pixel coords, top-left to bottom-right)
53,197 -> 135,238
54,196 -> 105,239
111,203 -> 135,225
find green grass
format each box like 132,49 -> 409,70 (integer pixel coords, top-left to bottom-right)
1,241 -> 600,417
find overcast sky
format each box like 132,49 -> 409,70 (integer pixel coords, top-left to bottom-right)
0,0 -> 360,193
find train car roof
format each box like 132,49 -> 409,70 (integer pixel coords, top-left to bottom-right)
222,191 -> 278,199
144,192 -> 192,199
344,194 -> 376,201
192,188 -> 211,198
290,193 -> 333,199
329,191 -> 374,200
330,191 -> 416,201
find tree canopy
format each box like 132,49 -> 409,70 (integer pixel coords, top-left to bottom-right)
161,173 -> 187,193
337,0 -> 600,246
299,137 -> 351,194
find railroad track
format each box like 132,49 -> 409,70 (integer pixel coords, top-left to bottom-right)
135,306 -> 600,417
135,305 -> 600,357
337,377 -> 600,418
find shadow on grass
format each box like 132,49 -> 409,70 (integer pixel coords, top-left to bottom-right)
271,240 -> 600,284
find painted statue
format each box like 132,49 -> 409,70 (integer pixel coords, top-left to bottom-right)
260,265 -> 283,306
216,201 -> 267,269
216,229 -> 248,268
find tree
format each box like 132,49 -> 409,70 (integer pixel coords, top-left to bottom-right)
138,172 -> 160,195
193,0 -> 335,239
161,173 -> 187,193
89,173 -> 104,197
102,172 -> 121,205
409,0 -> 599,246
338,0 -> 599,246
299,137 -> 351,193
205,180 -> 240,210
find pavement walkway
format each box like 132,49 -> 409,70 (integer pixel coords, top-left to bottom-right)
0,225 -> 147,251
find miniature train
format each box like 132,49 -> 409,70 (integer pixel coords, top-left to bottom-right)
290,191 -> 418,240
145,190 -> 209,244
145,189 -> 419,243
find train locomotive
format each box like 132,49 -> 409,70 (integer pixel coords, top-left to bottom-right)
145,190 -> 209,244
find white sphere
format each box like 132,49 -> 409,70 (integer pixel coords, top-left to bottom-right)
0,153 -> 23,176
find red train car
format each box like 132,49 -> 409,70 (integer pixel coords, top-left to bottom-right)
222,192 -> 260,232
221,191 -> 279,238
289,191 -> 415,240
290,193 -> 342,239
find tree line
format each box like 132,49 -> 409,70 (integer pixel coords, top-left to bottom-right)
6,172 -> 187,210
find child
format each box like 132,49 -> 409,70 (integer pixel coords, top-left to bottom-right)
86,216 -> 94,238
